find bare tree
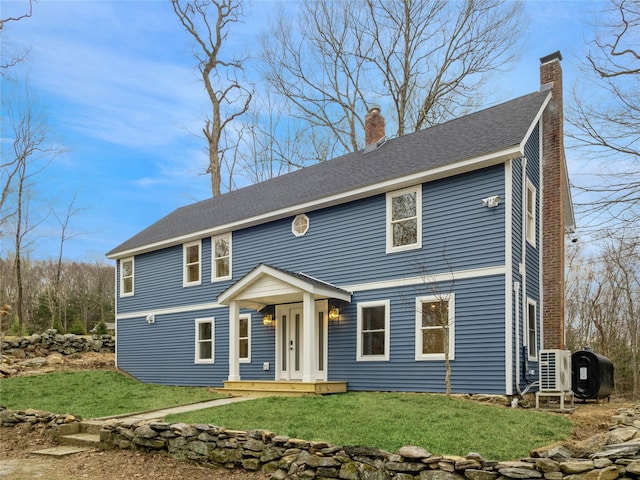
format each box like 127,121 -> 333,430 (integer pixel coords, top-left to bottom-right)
568,0 -> 640,230
260,0 -> 371,161
565,233 -> 640,398
260,0 -> 523,162
0,0 -> 35,77
172,0 -> 252,196
2,83 -> 56,335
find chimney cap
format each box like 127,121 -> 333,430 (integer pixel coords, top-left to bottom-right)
367,105 -> 381,114
540,51 -> 562,65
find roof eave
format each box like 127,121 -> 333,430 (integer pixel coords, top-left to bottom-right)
106,145 -> 522,260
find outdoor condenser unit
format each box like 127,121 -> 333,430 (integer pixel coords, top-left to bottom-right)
539,349 -> 572,392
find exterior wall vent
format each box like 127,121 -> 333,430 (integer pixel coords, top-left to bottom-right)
146,313 -> 155,324
539,349 -> 571,392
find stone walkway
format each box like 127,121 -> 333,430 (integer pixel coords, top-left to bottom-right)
96,396 -> 257,425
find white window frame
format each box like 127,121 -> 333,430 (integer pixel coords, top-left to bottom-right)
183,240 -> 202,287
292,214 -> 309,237
527,298 -> 537,361
415,294 -> 455,361
212,233 -> 232,282
357,300 -> 390,361
119,257 -> 134,297
386,185 -> 422,254
195,317 -> 215,364
526,180 -> 536,247
239,313 -> 251,363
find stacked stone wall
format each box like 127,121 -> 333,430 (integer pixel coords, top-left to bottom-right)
3,406 -> 640,480
1,329 -> 115,356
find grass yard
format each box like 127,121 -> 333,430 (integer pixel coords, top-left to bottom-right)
166,392 -> 572,461
0,371 -> 222,418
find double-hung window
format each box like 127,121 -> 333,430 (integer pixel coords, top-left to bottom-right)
212,233 -> 232,281
239,314 -> 251,363
195,318 -> 214,364
527,299 -> 537,360
120,257 -> 134,297
526,180 -> 536,246
357,300 -> 390,361
415,294 -> 455,361
183,240 -> 201,286
386,185 -> 422,253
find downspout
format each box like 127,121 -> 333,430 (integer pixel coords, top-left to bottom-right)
514,280 -> 521,395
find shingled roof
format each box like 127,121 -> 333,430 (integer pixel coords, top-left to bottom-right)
107,89 -> 550,258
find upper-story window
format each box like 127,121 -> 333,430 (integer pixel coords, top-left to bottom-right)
292,214 -> 309,237
386,185 -> 422,253
212,233 -> 232,281
120,257 -> 134,297
526,180 -> 536,247
183,240 -> 201,286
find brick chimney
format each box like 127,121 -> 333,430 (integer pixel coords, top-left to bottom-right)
540,51 -> 566,350
365,105 -> 385,147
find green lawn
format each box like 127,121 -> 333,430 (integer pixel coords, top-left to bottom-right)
0,371 -> 572,461
166,392 -> 572,461
0,371 -> 221,418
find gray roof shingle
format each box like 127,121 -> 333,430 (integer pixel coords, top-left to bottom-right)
107,89 -> 549,257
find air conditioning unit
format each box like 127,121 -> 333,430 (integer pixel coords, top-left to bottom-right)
539,349 -> 571,392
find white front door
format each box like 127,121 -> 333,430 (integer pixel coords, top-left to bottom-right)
276,301 -> 328,381
277,305 -> 304,380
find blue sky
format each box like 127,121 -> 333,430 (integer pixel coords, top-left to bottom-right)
1,0 -> 599,261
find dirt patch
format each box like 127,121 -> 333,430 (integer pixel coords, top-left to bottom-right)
0,423 -> 267,480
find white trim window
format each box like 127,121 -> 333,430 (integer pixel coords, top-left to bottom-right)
386,185 -> 422,253
212,233 -> 232,281
357,300 -> 390,361
183,240 -> 202,286
527,298 -> 537,360
292,214 -> 309,237
195,317 -> 214,364
415,294 -> 455,361
120,257 -> 134,297
239,313 -> 251,363
526,180 -> 536,247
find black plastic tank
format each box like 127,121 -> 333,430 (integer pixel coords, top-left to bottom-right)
572,350 -> 614,400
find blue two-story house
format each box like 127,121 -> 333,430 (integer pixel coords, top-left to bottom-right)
106,52 -> 575,397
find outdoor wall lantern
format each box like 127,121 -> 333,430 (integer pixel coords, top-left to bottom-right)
328,306 -> 340,323
262,306 -> 276,327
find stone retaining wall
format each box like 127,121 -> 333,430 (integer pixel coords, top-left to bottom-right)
1,329 -> 115,356
3,405 -> 640,480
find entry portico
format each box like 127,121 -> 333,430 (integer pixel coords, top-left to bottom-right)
218,264 -> 351,385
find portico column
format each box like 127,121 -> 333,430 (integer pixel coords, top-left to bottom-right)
228,300 -> 240,381
302,292 -> 316,382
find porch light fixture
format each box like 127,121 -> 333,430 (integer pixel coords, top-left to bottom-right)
328,306 -> 340,322
262,314 -> 275,327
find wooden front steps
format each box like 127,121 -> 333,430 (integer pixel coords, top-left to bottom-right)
218,380 -> 347,397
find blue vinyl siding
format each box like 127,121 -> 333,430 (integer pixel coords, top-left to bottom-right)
234,165 -> 505,286
328,275 -> 506,394
117,307 -> 275,386
116,163 -> 511,393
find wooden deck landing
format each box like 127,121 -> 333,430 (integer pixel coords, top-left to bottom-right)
218,380 -> 347,397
